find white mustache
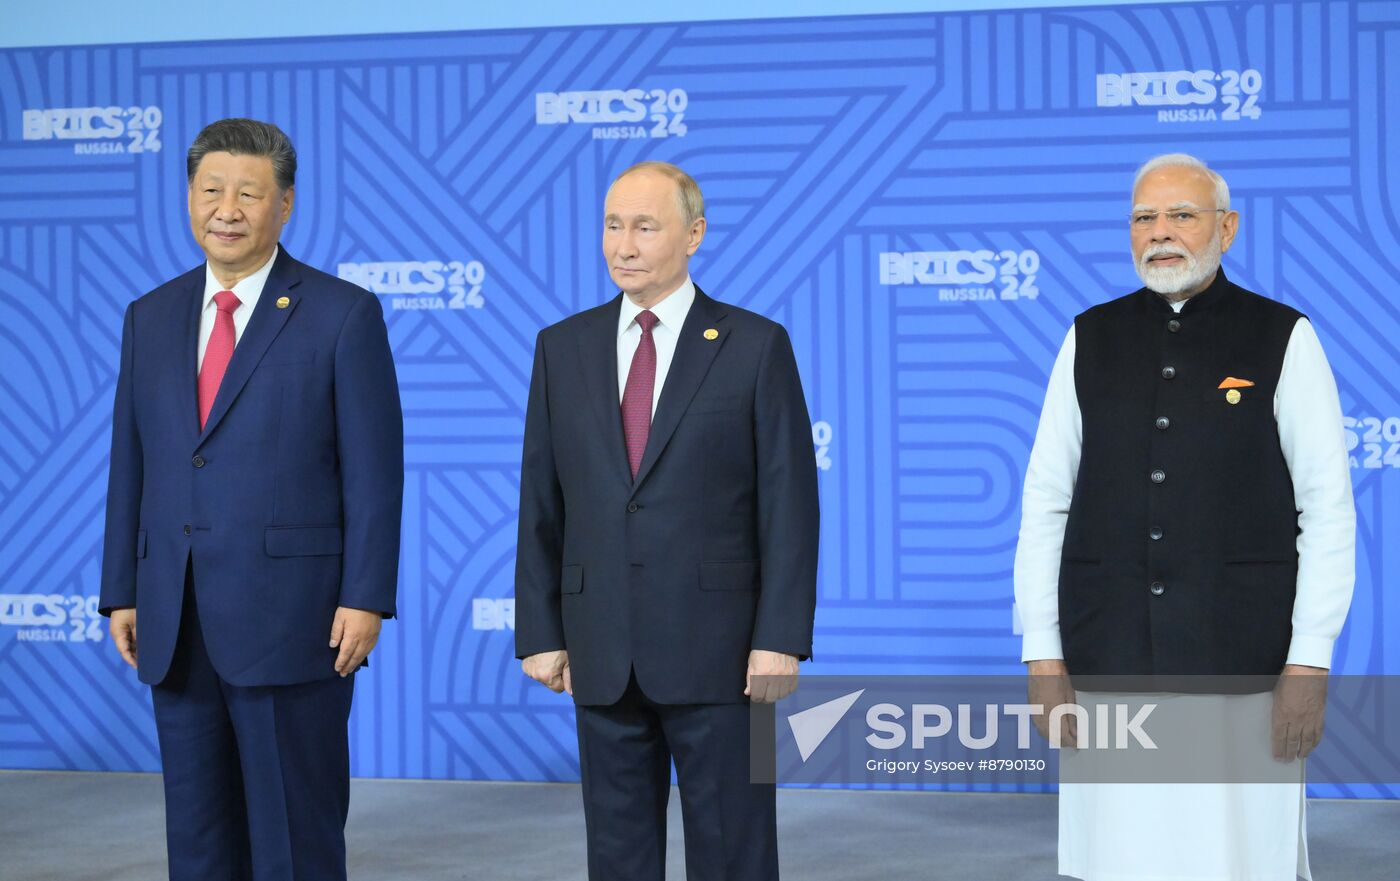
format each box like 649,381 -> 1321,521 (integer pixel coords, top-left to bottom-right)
1141,245 -> 1191,264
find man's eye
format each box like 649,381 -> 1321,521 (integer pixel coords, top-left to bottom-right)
1172,212 -> 1195,222
1132,214 -> 1154,225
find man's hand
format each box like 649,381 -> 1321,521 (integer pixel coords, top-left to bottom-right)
1273,664 -> 1328,761
745,650 -> 799,703
1027,659 -> 1079,748
522,650 -> 571,695
109,609 -> 138,669
330,607 -> 382,677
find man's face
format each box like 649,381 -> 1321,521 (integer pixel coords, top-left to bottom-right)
188,151 -> 292,283
1130,165 -> 1238,298
603,171 -> 705,304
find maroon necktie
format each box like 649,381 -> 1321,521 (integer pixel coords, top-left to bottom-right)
620,310 -> 659,480
197,290 -> 241,430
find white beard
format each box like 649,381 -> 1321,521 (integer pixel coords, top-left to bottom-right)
1135,232 -> 1222,297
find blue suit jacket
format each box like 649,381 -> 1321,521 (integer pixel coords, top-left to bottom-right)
99,248 -> 404,687
514,288 -> 820,705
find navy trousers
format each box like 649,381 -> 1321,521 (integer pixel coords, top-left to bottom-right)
151,563 -> 355,881
574,672 -> 779,881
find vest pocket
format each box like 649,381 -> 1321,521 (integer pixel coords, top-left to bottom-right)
700,560 -> 760,591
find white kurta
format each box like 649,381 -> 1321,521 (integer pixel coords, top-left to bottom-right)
1014,297 -> 1357,881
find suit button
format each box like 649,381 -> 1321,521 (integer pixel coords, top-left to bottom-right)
1155,417 -> 1170,430
626,502 -> 639,513
1150,527 -> 1164,541
1150,469 -> 1166,484
1150,581 -> 1166,596
1167,319 -> 1181,333
1161,366 -> 1176,380
192,455 -> 205,468
183,525 -> 192,536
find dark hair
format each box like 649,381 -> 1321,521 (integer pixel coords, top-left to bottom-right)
186,118 -> 297,191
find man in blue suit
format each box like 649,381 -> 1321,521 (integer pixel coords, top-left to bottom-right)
516,161 -> 820,880
99,118 -> 403,880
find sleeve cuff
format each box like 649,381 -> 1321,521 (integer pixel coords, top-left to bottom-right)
1021,629 -> 1064,663
1285,633 -> 1336,669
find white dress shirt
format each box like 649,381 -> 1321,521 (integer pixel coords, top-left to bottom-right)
1014,300 -> 1356,669
616,277 -> 696,416
197,246 -> 279,371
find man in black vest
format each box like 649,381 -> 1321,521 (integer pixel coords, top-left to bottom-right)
1014,154 -> 1355,880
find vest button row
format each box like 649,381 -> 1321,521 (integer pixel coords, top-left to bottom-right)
1167,319 -> 1181,333
183,525 -> 192,536
1161,366 -> 1177,380
1155,417 -> 1170,430
1150,581 -> 1166,596
192,455 -> 205,468
1150,527 -> 1164,541
1150,469 -> 1166,484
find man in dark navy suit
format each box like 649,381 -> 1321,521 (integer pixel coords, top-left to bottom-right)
99,118 -> 403,880
515,161 -> 820,880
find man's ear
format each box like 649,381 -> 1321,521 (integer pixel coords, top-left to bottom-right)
1219,209 -> 1239,253
687,216 -> 707,256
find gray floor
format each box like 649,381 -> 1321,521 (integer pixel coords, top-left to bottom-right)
2,770 -> 1396,880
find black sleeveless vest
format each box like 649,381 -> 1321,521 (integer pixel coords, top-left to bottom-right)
1060,269 -> 1304,677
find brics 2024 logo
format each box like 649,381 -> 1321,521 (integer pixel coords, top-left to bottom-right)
338,261 -> 486,311
879,250 -> 1041,303
1,594 -> 105,644
21,106 -> 164,155
535,88 -> 688,140
1096,70 -> 1263,123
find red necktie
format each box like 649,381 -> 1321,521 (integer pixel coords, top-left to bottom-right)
620,310 -> 659,480
197,289 -> 241,430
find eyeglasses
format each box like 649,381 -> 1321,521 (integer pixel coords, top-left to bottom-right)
1130,208 -> 1227,230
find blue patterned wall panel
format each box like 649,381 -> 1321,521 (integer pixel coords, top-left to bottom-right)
1,2 -> 1395,792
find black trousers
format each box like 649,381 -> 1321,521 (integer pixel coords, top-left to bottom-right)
574,671 -> 779,881
150,562 -> 355,881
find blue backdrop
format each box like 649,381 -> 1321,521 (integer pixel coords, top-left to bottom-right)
2,0 -> 1397,794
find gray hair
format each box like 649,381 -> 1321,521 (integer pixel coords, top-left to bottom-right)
608,161 -> 705,226
1132,153 -> 1230,210
186,118 -> 297,191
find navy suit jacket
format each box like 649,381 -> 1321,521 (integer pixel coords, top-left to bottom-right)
99,248 -> 404,687
514,287 -> 819,706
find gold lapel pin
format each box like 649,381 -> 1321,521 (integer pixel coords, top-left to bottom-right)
703,328 -> 718,340
276,296 -> 290,309
1225,389 -> 1241,404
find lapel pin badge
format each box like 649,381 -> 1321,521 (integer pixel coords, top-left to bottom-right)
1225,389 -> 1241,404
703,328 -> 718,340
276,296 -> 290,309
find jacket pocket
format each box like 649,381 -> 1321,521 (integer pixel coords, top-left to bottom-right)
136,529 -> 147,559
699,560 -> 760,591
1224,555 -> 1296,565
561,565 -> 583,594
265,525 -> 343,557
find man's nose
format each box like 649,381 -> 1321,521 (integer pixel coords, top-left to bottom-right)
214,191 -> 242,221
615,229 -> 638,258
1148,215 -> 1176,242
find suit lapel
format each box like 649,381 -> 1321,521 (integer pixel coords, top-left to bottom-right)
630,288 -> 728,494
179,272 -> 204,442
577,295 -> 633,489
197,250 -> 302,446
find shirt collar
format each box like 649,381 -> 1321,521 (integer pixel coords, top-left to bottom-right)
203,245 -> 279,312
618,276 -> 696,336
